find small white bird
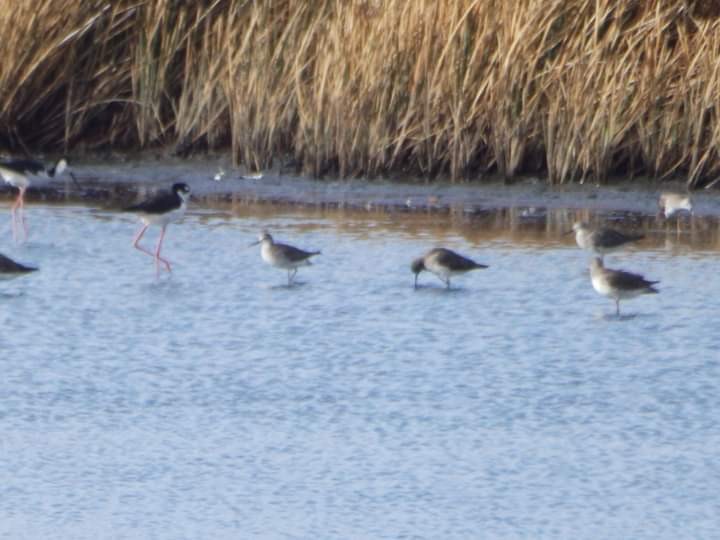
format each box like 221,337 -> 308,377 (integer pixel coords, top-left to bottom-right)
589,258 -> 659,316
658,191 -> 693,219
251,231 -> 320,285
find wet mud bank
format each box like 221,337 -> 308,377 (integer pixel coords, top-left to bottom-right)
0,156 -> 717,219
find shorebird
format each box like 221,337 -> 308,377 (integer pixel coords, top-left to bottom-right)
251,231 -> 320,285
0,157 -> 79,242
570,222 -> 643,259
0,253 -> 37,279
411,248 -> 488,289
658,192 -> 692,233
124,183 -> 191,275
589,257 -> 659,316
658,192 -> 692,219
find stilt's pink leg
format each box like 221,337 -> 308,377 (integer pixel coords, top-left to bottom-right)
19,188 -> 27,240
132,224 -> 155,258
154,225 -> 172,273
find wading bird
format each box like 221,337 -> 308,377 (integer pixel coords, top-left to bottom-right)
411,248 -> 488,289
0,157 -> 79,242
251,231 -> 320,286
124,183 -> 191,276
589,257 -> 658,316
570,222 -> 643,260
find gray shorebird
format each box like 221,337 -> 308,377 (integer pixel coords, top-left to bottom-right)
570,222 -> 643,259
0,253 -> 37,280
589,257 -> 659,316
0,157 -> 79,242
124,183 -> 191,275
411,248 -> 488,289
251,231 -> 320,285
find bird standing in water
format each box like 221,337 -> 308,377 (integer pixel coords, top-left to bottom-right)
124,183 -> 191,276
411,248 -> 488,289
570,222 -> 643,260
0,157 -> 79,242
589,257 -> 659,316
251,231 -> 320,286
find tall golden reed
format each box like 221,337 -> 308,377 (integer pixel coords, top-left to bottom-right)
1,0 -> 719,186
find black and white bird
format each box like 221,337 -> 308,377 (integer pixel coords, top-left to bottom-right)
589,257 -> 659,316
0,157 -> 79,242
411,248 -> 488,289
124,183 -> 191,275
570,222 -> 643,260
251,231 -> 320,285
658,192 -> 693,234
0,253 -> 37,280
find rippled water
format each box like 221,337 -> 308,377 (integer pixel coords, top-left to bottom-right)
1,203 -> 719,539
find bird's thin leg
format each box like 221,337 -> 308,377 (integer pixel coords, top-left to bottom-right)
132,224 -> 155,258
18,188 -> 27,240
615,299 -> 620,317
288,268 -> 297,285
154,225 -> 172,273
445,277 -> 451,289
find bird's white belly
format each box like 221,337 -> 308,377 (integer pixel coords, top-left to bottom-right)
591,274 -> 614,298
0,169 -> 30,189
261,245 -> 310,269
140,206 -> 186,226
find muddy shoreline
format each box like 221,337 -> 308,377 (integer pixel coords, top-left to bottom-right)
0,155 -> 714,217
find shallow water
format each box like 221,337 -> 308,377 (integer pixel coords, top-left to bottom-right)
1,203 -> 719,539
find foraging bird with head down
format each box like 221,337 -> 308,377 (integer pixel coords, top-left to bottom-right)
0,157 -> 79,242
411,248 -> 488,289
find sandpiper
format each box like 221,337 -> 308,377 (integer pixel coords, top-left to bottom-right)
411,248 -> 488,289
589,257 -> 659,316
0,157 -> 79,242
658,191 -> 692,219
570,222 -> 643,259
124,183 -> 191,275
0,253 -> 37,279
658,191 -> 692,233
251,231 -> 320,285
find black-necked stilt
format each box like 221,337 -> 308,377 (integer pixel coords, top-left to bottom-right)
0,252 -> 37,279
589,257 -> 658,316
411,248 -> 488,289
124,183 -> 191,275
570,222 -> 643,260
0,157 -> 79,242
251,231 -> 320,285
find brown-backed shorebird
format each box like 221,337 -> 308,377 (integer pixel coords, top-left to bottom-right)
251,231 -> 320,285
570,222 -> 643,259
0,158 -> 79,242
589,257 -> 659,316
0,253 -> 37,280
124,183 -> 191,275
411,248 -> 488,289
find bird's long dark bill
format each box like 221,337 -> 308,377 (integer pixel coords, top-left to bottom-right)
562,229 -> 574,235
249,240 -> 260,247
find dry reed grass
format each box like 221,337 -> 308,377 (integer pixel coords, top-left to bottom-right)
1,0 -> 720,187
